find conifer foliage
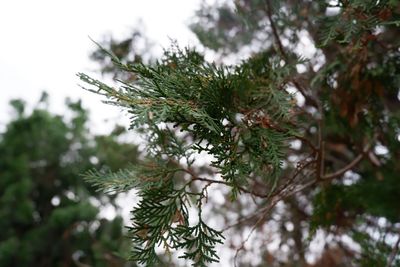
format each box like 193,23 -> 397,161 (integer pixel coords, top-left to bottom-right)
80,0 -> 400,266
0,95 -> 138,267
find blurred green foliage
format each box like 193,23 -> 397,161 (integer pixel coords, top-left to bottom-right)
0,94 -> 139,267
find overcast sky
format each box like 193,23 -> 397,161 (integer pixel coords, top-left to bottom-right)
0,0 -> 203,133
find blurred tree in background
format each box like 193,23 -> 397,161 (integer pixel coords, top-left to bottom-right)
0,94 -> 139,267
90,24 -> 155,82
82,0 -> 400,266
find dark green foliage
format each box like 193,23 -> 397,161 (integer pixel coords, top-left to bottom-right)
312,161 -> 400,229
0,95 -> 138,267
352,230 -> 400,267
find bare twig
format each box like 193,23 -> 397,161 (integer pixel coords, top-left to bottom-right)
265,0 -> 287,59
294,134 -> 318,153
316,108 -> 325,181
180,164 -> 270,198
387,233 -> 400,267
264,1 -> 320,108
322,144 -> 370,180
291,79 -> 320,108
233,196 -> 280,267
273,159 -> 316,197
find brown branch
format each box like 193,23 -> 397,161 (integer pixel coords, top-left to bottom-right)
273,159 -> 316,197
182,140 -> 369,207
387,233 -> 400,267
321,146 -> 369,181
182,165 -> 270,198
284,177 -> 317,198
223,208 -> 265,231
232,170 -> 315,266
233,196 -> 280,267
191,176 -> 231,186
271,144 -> 371,200
265,0 -> 287,60
185,157 -> 315,200
264,0 -> 321,110
192,176 -> 270,198
225,163 -> 316,231
264,1 -> 320,109
291,79 -> 320,108
294,134 -> 318,153
316,112 -> 324,181
320,141 -> 325,177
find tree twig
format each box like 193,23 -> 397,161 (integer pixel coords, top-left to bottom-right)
322,144 -> 370,180
387,233 -> 400,267
233,196 -> 280,267
316,108 -> 324,181
265,0 -> 287,59
264,0 -> 320,109
183,167 -> 269,198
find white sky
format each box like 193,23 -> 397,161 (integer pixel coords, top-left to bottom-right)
0,0 -> 202,133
